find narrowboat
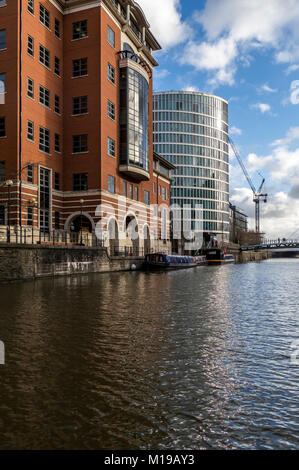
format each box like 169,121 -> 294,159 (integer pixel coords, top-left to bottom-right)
145,253 -> 207,270
204,248 -> 235,265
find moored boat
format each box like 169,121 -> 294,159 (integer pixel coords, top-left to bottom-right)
145,253 -> 207,270
204,248 -> 235,265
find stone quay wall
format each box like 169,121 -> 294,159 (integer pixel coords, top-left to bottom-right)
0,244 -> 144,282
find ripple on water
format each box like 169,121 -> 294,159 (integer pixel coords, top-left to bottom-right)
0,259 -> 298,449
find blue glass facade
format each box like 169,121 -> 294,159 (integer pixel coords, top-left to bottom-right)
153,91 -> 229,237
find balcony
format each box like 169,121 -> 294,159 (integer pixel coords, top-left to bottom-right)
119,164 -> 150,182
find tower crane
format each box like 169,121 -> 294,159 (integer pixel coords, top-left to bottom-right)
229,137 -> 268,234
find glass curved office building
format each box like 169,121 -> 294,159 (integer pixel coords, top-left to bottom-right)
153,91 -> 230,243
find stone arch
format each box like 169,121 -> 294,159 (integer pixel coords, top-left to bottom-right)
107,217 -> 119,256
124,213 -> 139,255
64,211 -> 95,233
143,224 -> 151,255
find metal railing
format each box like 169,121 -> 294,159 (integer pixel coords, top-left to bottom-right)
0,226 -> 103,248
109,246 -> 154,258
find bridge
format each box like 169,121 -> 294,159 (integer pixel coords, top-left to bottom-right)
240,239 -> 299,252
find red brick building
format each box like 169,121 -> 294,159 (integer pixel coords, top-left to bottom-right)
0,0 -> 173,253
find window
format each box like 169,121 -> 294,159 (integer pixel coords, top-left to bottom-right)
27,164 -> 33,183
0,73 -> 6,93
123,181 -> 127,197
27,120 -> 34,141
39,126 -> 50,154
0,30 -> 6,50
54,211 -> 60,230
73,173 -> 88,191
72,58 -> 87,77
54,172 -> 60,190
39,4 -> 50,29
0,0 -> 7,6
39,167 -> 50,233
55,18 -> 60,38
27,35 -> 34,56
108,175 -> 115,193
135,187 -> 138,201
54,94 -> 60,114
54,56 -> 60,76
108,137 -> 115,157
0,117 -> 5,137
39,85 -> 50,108
27,207 -> 33,226
39,44 -> 50,68
27,77 -> 34,98
129,184 -> 133,199
162,187 -> 166,200
107,25 -> 115,47
144,190 -> 150,205
153,182 -> 156,193
72,96 -> 88,115
28,0 -> 34,14
0,205 -> 5,225
72,20 -> 87,40
55,133 -> 60,152
107,100 -> 115,120
108,63 -> 115,84
0,161 -> 5,182
72,134 -> 88,153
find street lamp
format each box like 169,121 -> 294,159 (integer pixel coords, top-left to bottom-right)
5,180 -> 13,243
80,199 -> 84,245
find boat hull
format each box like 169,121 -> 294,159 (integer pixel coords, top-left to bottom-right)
145,253 -> 207,270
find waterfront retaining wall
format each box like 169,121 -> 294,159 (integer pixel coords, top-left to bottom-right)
0,244 -> 144,282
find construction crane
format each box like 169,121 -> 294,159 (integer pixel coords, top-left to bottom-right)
229,137 -> 268,234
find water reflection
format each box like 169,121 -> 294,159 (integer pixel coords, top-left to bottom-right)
0,260 -> 298,449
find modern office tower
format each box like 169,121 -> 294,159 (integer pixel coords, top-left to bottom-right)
153,91 -> 230,246
0,0 -> 173,253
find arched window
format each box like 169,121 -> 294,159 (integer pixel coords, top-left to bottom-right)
123,42 -> 137,62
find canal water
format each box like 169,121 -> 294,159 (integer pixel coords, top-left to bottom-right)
0,258 -> 298,450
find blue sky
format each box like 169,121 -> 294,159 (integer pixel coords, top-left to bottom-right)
138,0 -> 299,238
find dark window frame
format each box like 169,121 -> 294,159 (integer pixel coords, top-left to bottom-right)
0,29 -> 6,50
39,44 -> 50,68
73,173 -> 88,191
0,116 -> 5,137
55,18 -> 60,38
39,84 -> 50,108
72,20 -> 88,40
39,126 -> 50,154
27,120 -> 34,141
72,95 -> 88,115
72,134 -> 88,153
39,3 -> 50,29
28,0 -> 34,15
54,56 -> 60,76
72,58 -> 88,78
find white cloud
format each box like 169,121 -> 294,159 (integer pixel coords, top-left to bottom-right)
250,103 -> 271,113
230,126 -> 299,237
180,0 -> 299,87
271,126 -> 299,147
260,84 -> 278,93
137,0 -> 190,49
180,36 -> 237,85
285,64 -> 299,75
231,188 -> 299,238
230,126 -> 242,135
182,85 -> 200,92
